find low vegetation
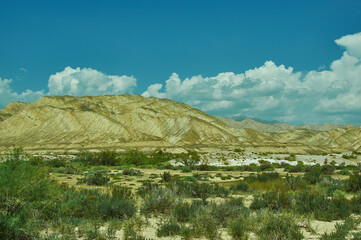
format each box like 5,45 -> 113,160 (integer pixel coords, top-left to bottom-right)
1,147 -> 360,239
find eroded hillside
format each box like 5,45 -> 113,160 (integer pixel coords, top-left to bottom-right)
0,95 -> 360,153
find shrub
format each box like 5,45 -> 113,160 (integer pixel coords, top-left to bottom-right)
122,168 -> 143,176
250,197 -> 268,210
183,176 -> 198,183
210,199 -> 248,227
259,162 -> 274,171
231,181 -> 249,192
285,163 -> 304,173
245,172 -> 280,182
338,169 -> 351,175
342,154 -> 357,159
261,191 -> 293,210
303,170 -> 321,184
137,181 -> 159,198
110,185 -> 133,200
78,170 -> 110,185
256,212 -> 303,240
284,175 -> 305,191
160,171 -> 172,182
156,219 -> 181,237
228,217 -> 249,240
172,202 -> 200,223
321,164 -> 336,175
121,149 -> 149,166
346,172 -> 361,192
176,151 -> 200,167
141,188 -> 177,214
320,217 -> 361,240
181,166 -> 191,173
294,190 -> 351,221
191,209 -> 220,240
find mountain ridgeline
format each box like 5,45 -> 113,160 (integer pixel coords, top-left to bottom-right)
0,95 -> 360,153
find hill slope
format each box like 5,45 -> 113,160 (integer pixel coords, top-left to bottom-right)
0,95 -> 360,153
217,116 -> 358,133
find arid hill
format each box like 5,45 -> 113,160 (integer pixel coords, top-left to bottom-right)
0,95 -> 360,153
216,116 -> 358,132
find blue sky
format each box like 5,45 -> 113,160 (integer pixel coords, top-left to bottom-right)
1,0 -> 361,124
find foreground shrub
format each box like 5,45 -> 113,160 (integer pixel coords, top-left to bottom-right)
78,170 -> 110,185
0,148 -> 51,239
110,185 -> 133,200
122,168 -> 143,176
230,181 -> 249,192
171,202 -> 200,223
303,170 -> 321,184
210,198 -> 248,227
294,190 -> 351,221
156,219 -> 181,237
228,216 -> 249,240
191,209 -> 220,240
320,217 -> 361,240
141,188 -> 177,214
346,172 -> 361,192
256,212 -> 303,240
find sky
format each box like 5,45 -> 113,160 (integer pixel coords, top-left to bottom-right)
1,0 -> 361,124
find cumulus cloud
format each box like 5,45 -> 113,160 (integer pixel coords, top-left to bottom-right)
0,67 -> 137,108
2,32 -> 361,124
143,32 -> 361,124
0,78 -> 44,107
335,32 -> 361,59
48,67 -> 136,96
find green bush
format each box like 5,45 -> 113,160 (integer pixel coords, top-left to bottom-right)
320,217 -> 361,240
250,197 -> 268,210
121,149 -> 150,166
78,170 -> 110,185
342,154 -> 357,159
284,175 -> 305,191
228,217 -> 249,240
176,151 -> 200,167
110,185 -> 133,200
181,166 -> 191,173
244,172 -> 280,182
141,188 -> 177,214
160,171 -> 172,182
294,190 -> 351,221
172,202 -> 200,223
303,170 -> 321,184
256,212 -> 303,240
261,191 -> 293,210
137,181 -> 159,198
122,168 -> 143,176
210,199 -> 248,227
76,150 -> 120,166
338,169 -> 351,175
156,219 -> 181,237
231,181 -> 249,192
346,172 -> 361,192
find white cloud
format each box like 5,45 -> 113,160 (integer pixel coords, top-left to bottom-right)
335,32 -> 361,59
19,67 -> 27,72
0,67 -> 137,109
48,67 -> 137,96
0,78 -> 44,106
143,32 -> 361,124
2,32 -> 361,124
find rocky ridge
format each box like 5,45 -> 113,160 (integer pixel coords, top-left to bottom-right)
0,95 -> 360,153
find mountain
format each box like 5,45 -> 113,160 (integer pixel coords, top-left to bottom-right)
0,101 -> 30,122
0,95 -> 360,153
232,115 -> 280,124
0,95 -> 246,152
216,116 -> 358,133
